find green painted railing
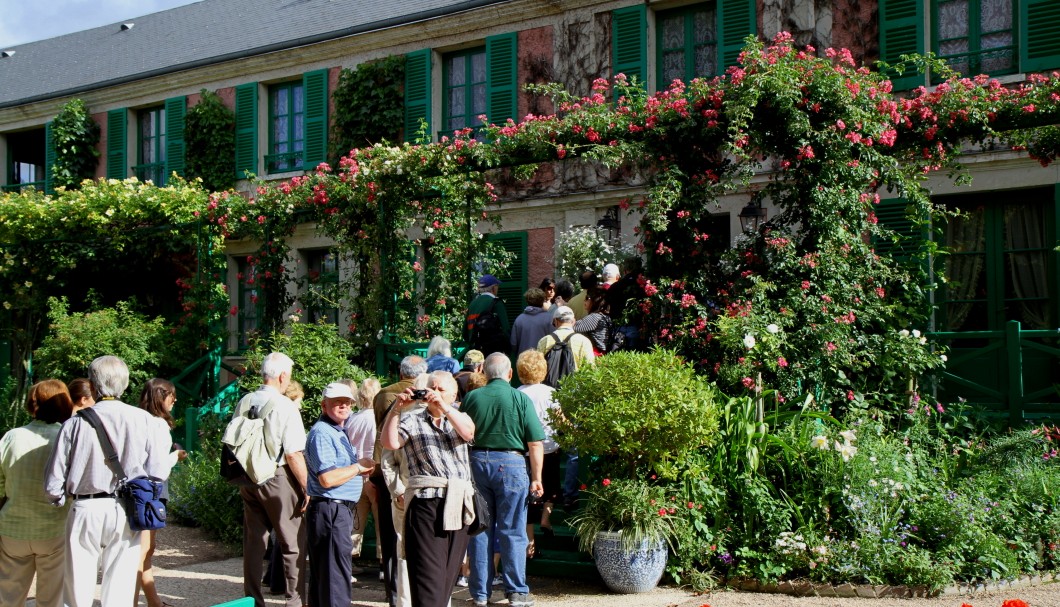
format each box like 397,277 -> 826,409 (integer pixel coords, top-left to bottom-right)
170,347 -> 244,452
0,181 -> 44,193
929,320 -> 1060,426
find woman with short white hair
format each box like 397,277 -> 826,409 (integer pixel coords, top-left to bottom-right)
425,337 -> 460,374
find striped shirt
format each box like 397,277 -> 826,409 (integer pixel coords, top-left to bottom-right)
0,421 -> 70,540
398,409 -> 470,500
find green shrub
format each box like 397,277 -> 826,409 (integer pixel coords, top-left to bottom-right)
551,349 -> 720,480
0,376 -> 30,437
50,98 -> 100,189
33,297 -> 168,395
168,411 -> 243,548
242,320 -> 370,428
184,90 -> 236,191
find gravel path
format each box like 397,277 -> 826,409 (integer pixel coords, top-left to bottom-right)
23,523 -> 1060,606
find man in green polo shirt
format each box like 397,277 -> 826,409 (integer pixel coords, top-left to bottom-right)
460,353 -> 543,607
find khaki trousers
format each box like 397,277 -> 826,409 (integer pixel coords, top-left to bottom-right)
0,534 -> 65,607
240,465 -> 306,607
65,497 -> 141,607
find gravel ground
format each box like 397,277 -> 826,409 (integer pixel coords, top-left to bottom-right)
23,523 -> 1060,606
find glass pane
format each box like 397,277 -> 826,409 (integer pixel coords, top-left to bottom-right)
471,51 -> 486,83
946,298 -> 988,331
663,51 -> 685,84
141,112 -> 154,141
980,0 -> 1011,33
448,87 -> 465,119
1003,203 -> 1049,328
293,84 -> 304,113
448,56 -> 466,86
449,115 -> 466,131
273,88 -> 287,115
294,115 -> 304,144
273,118 -> 288,149
661,14 -> 684,49
472,83 -> 486,117
981,33 -> 1014,72
693,8 -> 716,44
938,0 -> 969,40
695,44 -> 717,79
158,108 -> 166,137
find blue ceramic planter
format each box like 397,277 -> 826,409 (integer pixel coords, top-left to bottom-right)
592,530 -> 668,593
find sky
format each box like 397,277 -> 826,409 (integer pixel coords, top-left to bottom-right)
0,0 -> 200,48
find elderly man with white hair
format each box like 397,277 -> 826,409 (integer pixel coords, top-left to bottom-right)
234,351 -> 309,607
461,354 -> 545,607
43,356 -> 172,607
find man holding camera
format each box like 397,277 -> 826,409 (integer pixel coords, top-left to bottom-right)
381,372 -> 476,607
305,382 -> 376,607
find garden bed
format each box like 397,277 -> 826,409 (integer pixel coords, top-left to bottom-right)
724,571 -> 1060,599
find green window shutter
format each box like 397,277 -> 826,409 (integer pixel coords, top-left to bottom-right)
1021,0 -> 1060,72
875,198 -> 925,261
302,69 -> 329,170
486,32 -> 518,126
165,96 -> 186,179
234,82 -> 259,178
404,49 -> 432,143
879,0 -> 924,91
106,108 -> 127,180
44,121 -> 56,194
487,231 -> 528,323
612,5 -> 647,88
717,0 -> 756,74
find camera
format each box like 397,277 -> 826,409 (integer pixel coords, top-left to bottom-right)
411,389 -> 429,400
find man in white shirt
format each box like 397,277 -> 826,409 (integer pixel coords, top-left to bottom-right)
237,352 -> 310,607
43,356 -> 172,607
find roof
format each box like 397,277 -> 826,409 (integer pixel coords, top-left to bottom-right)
0,0 -> 509,108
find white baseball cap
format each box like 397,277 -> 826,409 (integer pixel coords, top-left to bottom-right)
322,382 -> 355,400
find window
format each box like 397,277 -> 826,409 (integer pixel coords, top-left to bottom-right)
939,191 -> 1054,332
443,47 -> 487,137
657,4 -> 718,88
134,107 -> 167,185
305,250 -> 340,325
934,0 -> 1016,78
613,1 -> 754,92
267,81 -> 305,174
3,127 -> 47,193
404,33 -> 517,143
236,257 -> 260,350
881,0 -> 1060,90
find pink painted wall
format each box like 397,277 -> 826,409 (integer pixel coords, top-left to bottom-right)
527,226 -> 555,285
518,26 -> 555,120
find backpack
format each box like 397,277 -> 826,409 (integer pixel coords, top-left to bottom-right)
543,331 -> 577,389
604,316 -> 626,353
221,393 -> 284,486
471,298 -> 508,354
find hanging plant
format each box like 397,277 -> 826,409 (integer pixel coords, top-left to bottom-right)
184,89 -> 236,191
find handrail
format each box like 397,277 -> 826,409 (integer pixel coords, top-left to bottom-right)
1,181 -> 44,193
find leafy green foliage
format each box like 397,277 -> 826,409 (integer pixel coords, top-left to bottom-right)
0,376 -> 30,437
168,411 -> 243,547
241,320 -> 370,428
50,98 -> 101,189
330,56 -> 406,161
33,297 -> 168,395
569,478 -> 679,552
184,90 -> 236,191
551,349 -> 720,480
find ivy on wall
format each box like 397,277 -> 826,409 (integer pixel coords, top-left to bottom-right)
329,56 -> 406,161
50,99 -> 100,189
184,90 -> 236,192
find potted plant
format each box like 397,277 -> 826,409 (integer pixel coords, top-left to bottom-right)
569,477 -> 679,593
551,349 -> 720,591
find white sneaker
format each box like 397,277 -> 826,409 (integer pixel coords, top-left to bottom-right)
456,575 -> 469,587
492,575 -> 502,586
379,569 -> 385,581
351,575 -> 358,583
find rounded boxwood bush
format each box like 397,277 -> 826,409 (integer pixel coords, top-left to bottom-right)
551,348 -> 720,480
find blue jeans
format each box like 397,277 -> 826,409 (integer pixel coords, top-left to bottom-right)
562,449 -> 580,501
468,450 -> 529,599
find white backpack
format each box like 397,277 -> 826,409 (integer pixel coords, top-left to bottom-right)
221,393 -> 284,486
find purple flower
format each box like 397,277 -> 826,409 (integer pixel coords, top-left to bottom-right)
719,552 -> 734,565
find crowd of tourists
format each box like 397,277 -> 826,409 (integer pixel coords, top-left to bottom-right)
0,260 -> 637,607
